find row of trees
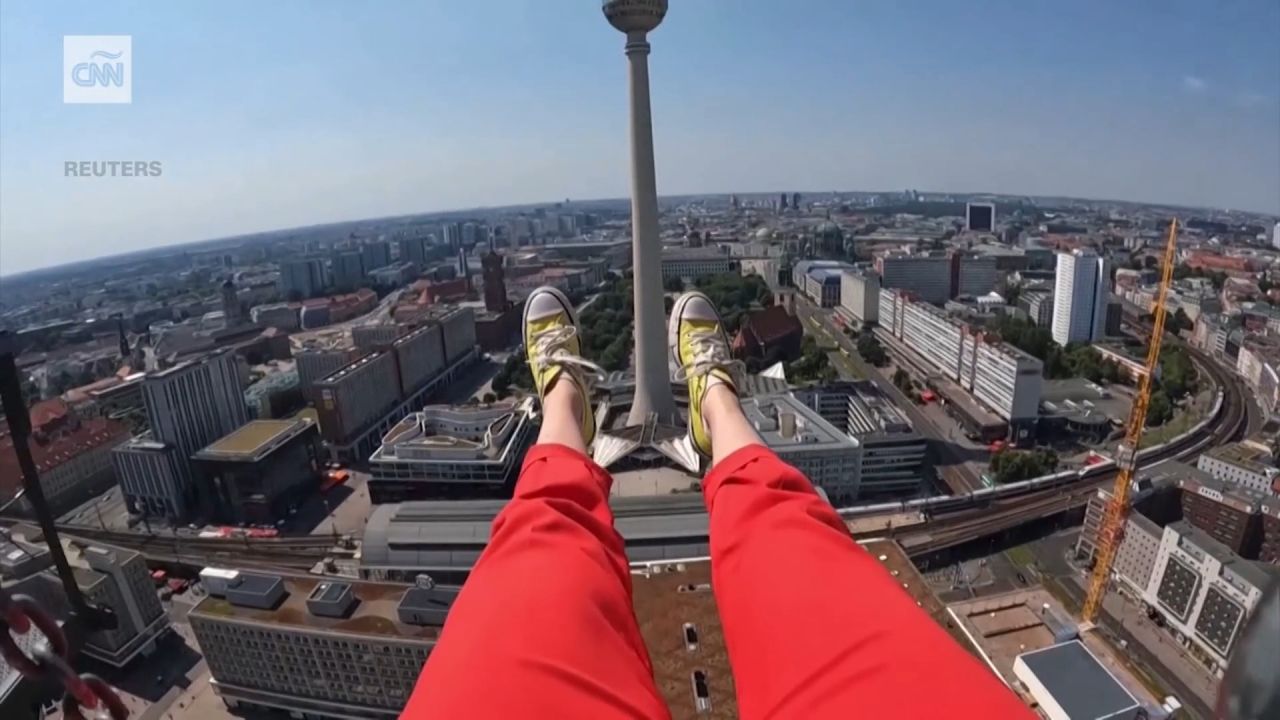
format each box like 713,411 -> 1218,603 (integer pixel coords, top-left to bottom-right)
986,314 -> 1198,427
690,273 -> 774,334
988,315 -> 1128,384
989,448 -> 1059,484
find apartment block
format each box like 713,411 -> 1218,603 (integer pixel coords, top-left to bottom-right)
1196,443 -> 1280,496
879,288 -> 1042,431
190,572 -> 455,718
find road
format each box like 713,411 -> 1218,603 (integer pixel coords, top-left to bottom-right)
794,298 -> 986,492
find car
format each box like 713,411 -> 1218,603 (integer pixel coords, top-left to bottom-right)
1015,572 -> 1027,585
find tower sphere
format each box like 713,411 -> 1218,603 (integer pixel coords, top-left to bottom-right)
602,0 -> 667,34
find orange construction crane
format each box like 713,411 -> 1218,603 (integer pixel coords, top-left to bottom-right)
1082,218 -> 1180,623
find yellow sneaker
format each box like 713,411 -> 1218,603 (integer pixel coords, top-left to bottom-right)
669,291 -> 740,457
523,286 -> 601,445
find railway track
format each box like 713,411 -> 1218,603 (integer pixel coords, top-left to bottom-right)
2,328 -> 1249,575
896,344 -> 1247,557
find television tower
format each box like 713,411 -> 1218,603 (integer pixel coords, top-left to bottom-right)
603,0 -> 676,424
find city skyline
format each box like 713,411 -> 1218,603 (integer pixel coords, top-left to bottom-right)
2,0 -> 1279,276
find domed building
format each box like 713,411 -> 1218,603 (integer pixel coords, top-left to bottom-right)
813,221 -> 845,257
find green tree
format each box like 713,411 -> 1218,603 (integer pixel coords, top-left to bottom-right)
856,334 -> 888,366
989,449 -> 1058,484
1146,390 -> 1173,426
663,276 -> 685,293
788,335 -> 835,383
482,392 -> 497,404
1158,346 -> 1195,400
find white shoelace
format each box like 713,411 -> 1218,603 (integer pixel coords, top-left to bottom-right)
531,325 -> 605,385
673,328 -> 742,383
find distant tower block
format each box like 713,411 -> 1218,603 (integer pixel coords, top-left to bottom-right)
221,277 -> 243,327
603,0 -> 676,424
482,251 -> 508,312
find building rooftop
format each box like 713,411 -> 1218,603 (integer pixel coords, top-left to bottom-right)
193,418 -> 315,463
661,247 -> 730,261
361,494 -> 713,573
369,400 -> 533,464
315,349 -> 388,387
0,417 -> 129,496
1202,443 -> 1277,477
629,539 -> 943,720
1016,641 -> 1142,720
740,393 -> 857,452
1039,378 -> 1131,424
190,573 -> 447,640
1178,471 -> 1266,513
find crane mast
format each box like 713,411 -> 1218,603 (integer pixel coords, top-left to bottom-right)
1082,219 -> 1180,623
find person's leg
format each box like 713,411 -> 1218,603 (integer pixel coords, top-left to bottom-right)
670,291 -> 1033,720
406,287 -> 669,720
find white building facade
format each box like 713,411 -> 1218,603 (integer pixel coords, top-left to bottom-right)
1051,249 -> 1108,346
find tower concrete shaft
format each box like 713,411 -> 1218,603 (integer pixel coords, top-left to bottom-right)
622,31 -> 675,424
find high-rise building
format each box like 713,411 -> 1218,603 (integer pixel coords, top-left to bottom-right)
457,247 -> 470,292
482,252 -> 507,312
462,222 -> 483,247
331,250 -> 366,292
966,202 -> 995,232
880,288 -> 1042,434
398,237 -> 429,268
603,0 -> 676,424
362,241 -> 392,273
314,351 -> 403,447
352,324 -> 408,353
295,346 -> 362,400
779,192 -> 789,211
441,223 -> 463,250
792,192 -> 802,211
875,253 -> 952,304
278,258 -> 327,300
113,350 -> 249,520
1020,289 -> 1054,327
221,277 -> 244,327
838,269 -> 880,325
391,323 -> 446,397
954,253 -> 999,297
1051,249 -> 1108,346
144,350 -> 248,456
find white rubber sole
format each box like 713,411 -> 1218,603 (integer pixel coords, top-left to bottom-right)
522,285 -> 579,350
667,291 -> 728,368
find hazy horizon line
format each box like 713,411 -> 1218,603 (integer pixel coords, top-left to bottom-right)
4,187 -> 1277,282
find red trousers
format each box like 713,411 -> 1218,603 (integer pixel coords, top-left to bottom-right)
405,444 -> 1031,719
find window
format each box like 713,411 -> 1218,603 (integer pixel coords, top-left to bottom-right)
691,670 -> 711,714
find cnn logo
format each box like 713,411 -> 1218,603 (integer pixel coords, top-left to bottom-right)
64,36 -> 131,104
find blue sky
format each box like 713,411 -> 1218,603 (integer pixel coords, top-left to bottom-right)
1,0 -> 1277,275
